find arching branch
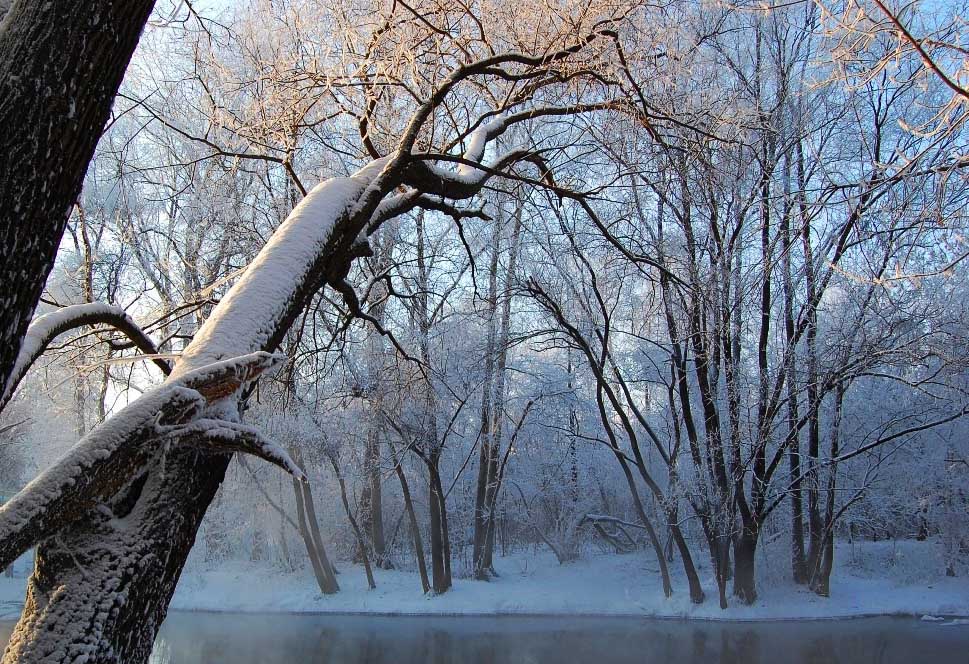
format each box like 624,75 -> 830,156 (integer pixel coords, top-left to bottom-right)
0,303 -> 172,413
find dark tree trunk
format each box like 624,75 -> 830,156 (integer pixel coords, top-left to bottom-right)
293,468 -> 340,596
356,471 -> 372,564
427,455 -> 451,594
472,217 -> 501,580
732,525 -> 759,604
3,169 -> 377,662
435,466 -> 453,588
811,383 -> 844,597
670,523 -> 705,604
811,532 -> 834,597
0,0 -> 155,393
355,432 -> 387,567
292,448 -> 339,594
367,430 -> 387,563
700,519 -> 730,609
328,454 -> 375,590
790,442 -> 808,584
302,478 -> 339,585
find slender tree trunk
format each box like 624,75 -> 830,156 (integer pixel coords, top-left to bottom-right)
594,388 -> 673,598
327,453 -> 375,590
427,454 -> 451,594
292,448 -> 339,594
436,467 -> 453,587
699,518 -> 729,609
389,439 -> 430,593
473,210 -> 502,579
781,152 -> 808,585
811,383 -> 844,596
293,468 -> 338,595
302,476 -> 339,584
482,207 -> 522,573
366,430 -> 387,563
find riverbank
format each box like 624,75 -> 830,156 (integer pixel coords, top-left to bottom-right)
2,539 -> 967,621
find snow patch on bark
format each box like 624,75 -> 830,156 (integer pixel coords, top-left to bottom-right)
0,352 -> 283,569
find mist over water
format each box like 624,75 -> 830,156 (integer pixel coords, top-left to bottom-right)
4,614 -> 968,664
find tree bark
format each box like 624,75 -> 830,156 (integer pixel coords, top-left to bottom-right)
732,526 -> 759,604
472,211 -> 502,579
3,161 -> 382,663
0,36 -> 613,660
427,453 -> 451,594
292,465 -> 339,596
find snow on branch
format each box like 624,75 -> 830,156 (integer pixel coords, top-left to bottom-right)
400,117 -> 531,199
163,418 -> 306,481
0,384 -> 204,571
0,302 -> 171,414
178,350 -> 283,406
395,25 -> 619,157
0,351 -> 284,570
174,159 -> 392,373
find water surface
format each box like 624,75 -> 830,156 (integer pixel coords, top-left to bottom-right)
2,613 -> 968,663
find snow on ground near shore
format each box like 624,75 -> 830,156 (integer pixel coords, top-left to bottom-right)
2,539 -> 967,621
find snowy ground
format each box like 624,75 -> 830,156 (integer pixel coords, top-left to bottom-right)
2,539 -> 967,621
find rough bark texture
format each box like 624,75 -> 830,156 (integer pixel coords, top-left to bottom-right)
732,528 -> 759,604
0,0 -> 155,395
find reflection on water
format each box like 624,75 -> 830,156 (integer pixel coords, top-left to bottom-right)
2,613 -> 968,663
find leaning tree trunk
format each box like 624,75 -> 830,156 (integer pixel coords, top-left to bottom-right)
389,438 -> 430,593
292,461 -> 340,595
1,159 -> 395,663
327,453 -> 375,590
0,0 -> 155,394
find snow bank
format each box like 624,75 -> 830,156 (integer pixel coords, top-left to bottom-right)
4,540 -> 964,622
